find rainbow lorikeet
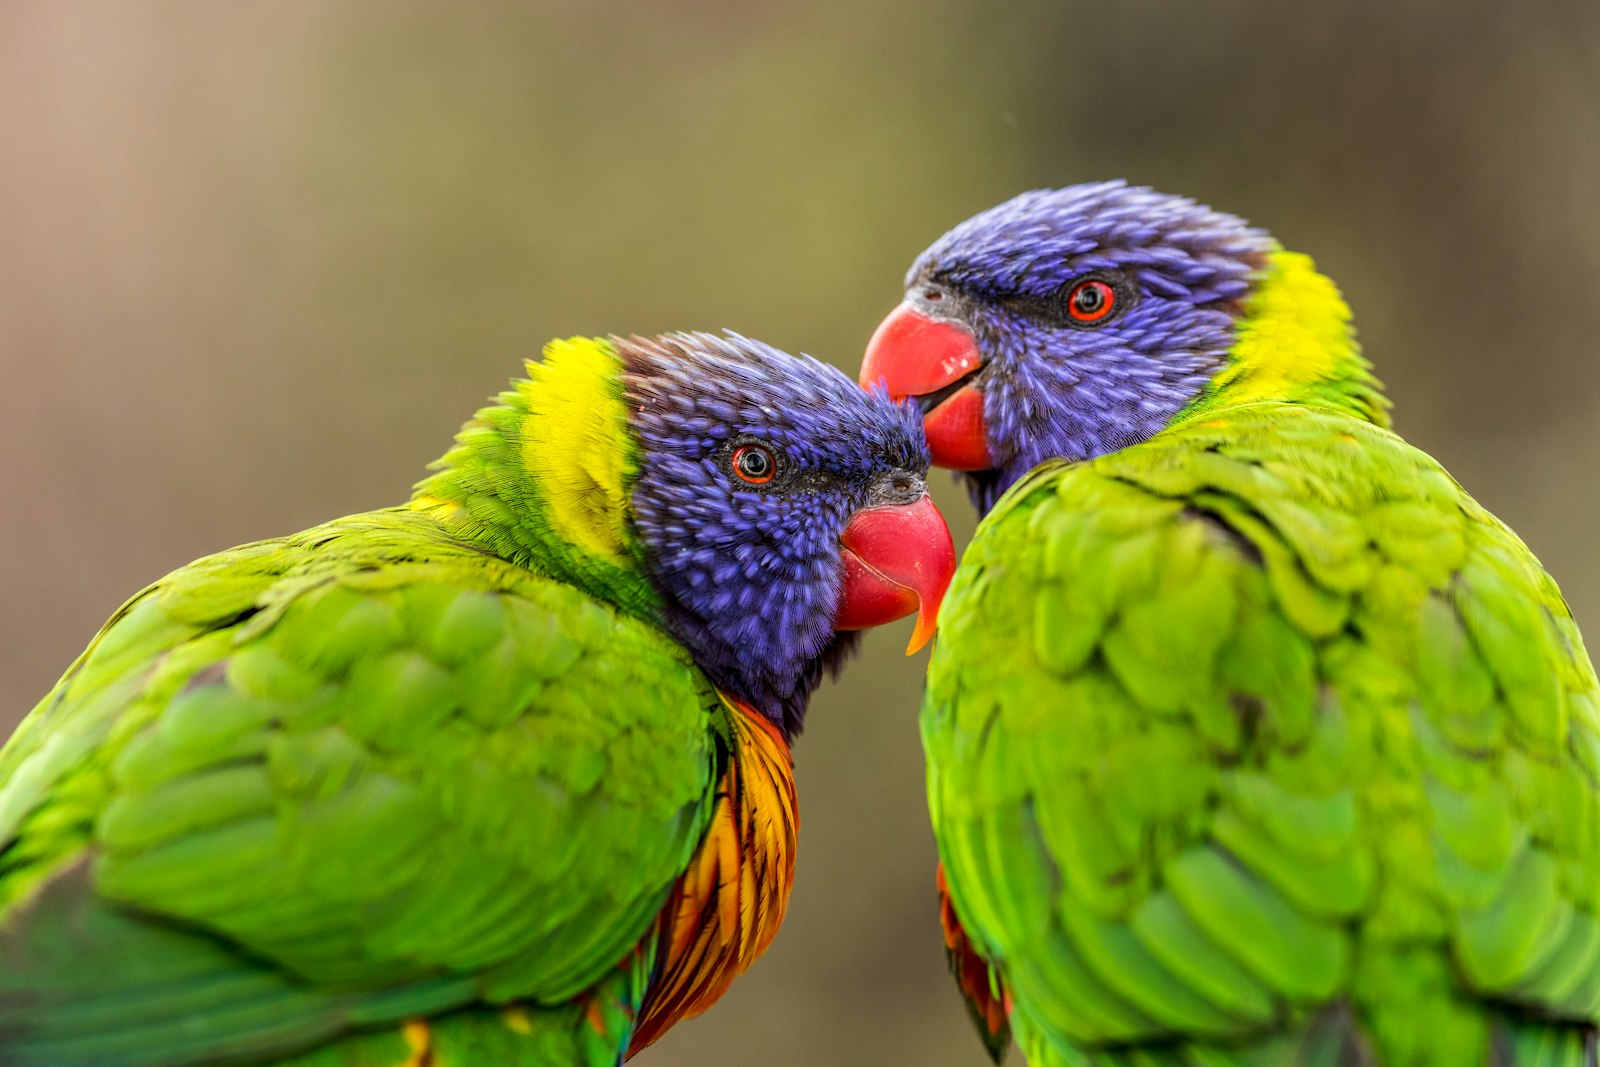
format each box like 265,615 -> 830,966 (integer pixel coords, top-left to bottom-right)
0,332 -> 956,1067
861,182 -> 1599,1065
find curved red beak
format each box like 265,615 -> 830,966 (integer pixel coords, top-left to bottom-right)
833,494 -> 956,655
860,303 -> 992,471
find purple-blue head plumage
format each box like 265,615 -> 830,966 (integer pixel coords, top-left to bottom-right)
619,332 -> 953,738
861,181 -> 1278,512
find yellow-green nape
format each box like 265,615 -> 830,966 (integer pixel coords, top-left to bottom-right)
1194,249 -> 1390,427
519,337 -> 633,563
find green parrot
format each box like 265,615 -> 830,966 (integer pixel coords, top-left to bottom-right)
0,332 -> 956,1067
860,182 -> 1600,1066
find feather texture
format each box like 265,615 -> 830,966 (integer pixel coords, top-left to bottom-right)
926,404 -> 1600,1065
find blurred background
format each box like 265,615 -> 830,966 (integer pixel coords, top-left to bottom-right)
2,2 -> 1597,1063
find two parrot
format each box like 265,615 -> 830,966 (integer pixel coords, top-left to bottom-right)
4,180 -> 1594,1067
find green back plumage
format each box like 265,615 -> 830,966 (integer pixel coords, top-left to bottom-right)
925,400 -> 1600,1066
0,339 -> 728,1066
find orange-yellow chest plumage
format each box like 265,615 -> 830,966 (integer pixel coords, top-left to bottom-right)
628,695 -> 798,1054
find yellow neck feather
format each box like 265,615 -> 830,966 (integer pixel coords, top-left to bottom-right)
1183,249 -> 1390,427
518,336 -> 634,563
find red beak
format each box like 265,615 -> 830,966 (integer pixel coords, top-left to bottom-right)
833,494 -> 956,654
860,303 -> 992,471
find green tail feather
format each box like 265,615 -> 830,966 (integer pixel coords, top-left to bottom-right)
1491,1011 -> 1596,1067
0,858 -> 642,1067
269,993 -> 638,1067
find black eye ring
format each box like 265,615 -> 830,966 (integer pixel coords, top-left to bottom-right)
730,442 -> 779,486
1052,271 -> 1133,328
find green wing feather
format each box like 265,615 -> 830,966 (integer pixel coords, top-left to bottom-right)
925,403 -> 1600,1066
0,508 -> 719,1067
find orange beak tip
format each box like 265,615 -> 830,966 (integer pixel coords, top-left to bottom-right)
905,616 -> 938,656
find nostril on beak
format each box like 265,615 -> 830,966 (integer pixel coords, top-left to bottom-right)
883,471 -> 923,504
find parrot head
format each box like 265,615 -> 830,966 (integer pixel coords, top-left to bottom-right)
418,331 -> 955,738
859,181 -> 1387,512
620,332 -> 955,734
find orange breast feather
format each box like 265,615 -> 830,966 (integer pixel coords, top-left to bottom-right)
627,695 -> 798,1054
938,862 -> 1011,1058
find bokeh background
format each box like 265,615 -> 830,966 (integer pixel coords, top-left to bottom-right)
3,3 -> 1597,1063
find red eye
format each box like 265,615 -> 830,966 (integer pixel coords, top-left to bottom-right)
1066,279 -> 1116,324
731,444 -> 777,485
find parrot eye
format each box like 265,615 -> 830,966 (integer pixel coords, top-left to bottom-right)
1068,280 -> 1114,322
1051,272 -> 1131,328
730,443 -> 778,486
